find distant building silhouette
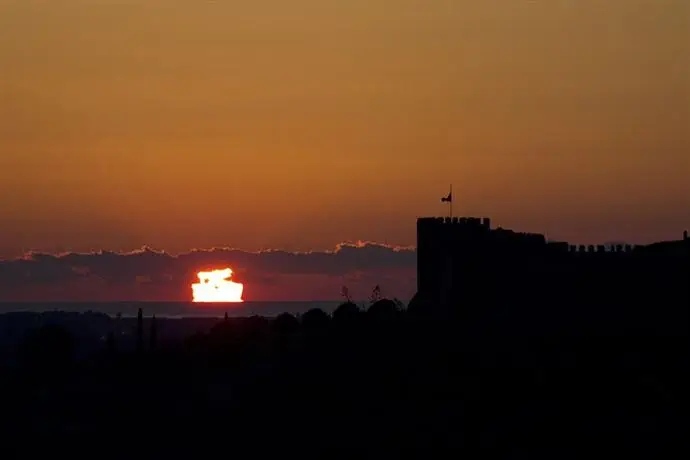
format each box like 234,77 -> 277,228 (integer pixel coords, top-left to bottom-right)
416,216 -> 690,317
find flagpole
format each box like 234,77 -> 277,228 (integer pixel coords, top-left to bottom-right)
449,184 -> 453,219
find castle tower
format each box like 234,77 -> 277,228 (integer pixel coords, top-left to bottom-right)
416,216 -> 492,311
416,218 -> 445,306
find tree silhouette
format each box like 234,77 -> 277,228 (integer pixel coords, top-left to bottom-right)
274,312 -> 299,337
367,298 -> 401,323
21,324 -> 74,372
301,308 -> 330,338
392,298 -> 406,310
341,285 -> 352,303
106,330 -> 116,356
136,308 -> 144,354
150,314 -> 157,351
370,285 -> 382,304
333,301 -> 362,330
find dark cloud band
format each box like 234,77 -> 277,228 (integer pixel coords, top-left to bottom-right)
0,242 -> 416,301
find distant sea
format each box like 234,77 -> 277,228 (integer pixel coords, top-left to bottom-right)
0,301 -> 345,318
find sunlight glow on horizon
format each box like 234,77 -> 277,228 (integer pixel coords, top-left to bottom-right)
191,268 -> 244,303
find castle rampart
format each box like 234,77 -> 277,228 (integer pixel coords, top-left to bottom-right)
416,216 -> 689,310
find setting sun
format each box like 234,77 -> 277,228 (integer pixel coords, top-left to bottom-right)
191,268 -> 244,303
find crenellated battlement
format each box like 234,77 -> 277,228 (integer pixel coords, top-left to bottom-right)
416,215 -> 689,307
418,216 -> 492,229
418,216 -> 645,255
567,244 -> 636,254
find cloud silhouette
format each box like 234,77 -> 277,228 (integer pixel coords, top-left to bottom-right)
0,242 -> 417,302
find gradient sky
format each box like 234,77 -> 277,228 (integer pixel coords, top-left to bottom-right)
0,1 -> 688,299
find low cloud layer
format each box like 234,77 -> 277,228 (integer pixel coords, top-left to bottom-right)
0,242 -> 417,302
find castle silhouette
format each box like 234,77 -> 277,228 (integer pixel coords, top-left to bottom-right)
416,216 -> 689,332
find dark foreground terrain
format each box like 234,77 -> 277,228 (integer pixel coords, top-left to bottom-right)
0,298 -> 687,457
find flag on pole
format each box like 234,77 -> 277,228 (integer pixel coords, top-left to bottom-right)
441,185 -> 453,218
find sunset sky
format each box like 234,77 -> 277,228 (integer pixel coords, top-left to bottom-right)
0,1 -> 688,300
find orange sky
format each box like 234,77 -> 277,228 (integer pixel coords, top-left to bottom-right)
1,0 -> 688,258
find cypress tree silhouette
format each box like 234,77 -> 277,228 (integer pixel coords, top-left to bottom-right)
136,308 -> 144,354
150,314 -> 157,352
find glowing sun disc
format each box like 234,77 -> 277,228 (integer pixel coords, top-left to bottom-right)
192,268 -> 244,303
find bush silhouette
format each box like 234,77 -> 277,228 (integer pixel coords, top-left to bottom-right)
274,312 -> 299,338
367,298 -> 401,322
332,301 -> 361,327
301,308 -> 330,332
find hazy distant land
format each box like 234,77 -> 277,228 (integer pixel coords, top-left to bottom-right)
0,300 -> 344,318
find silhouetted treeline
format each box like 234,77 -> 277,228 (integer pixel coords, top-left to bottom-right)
0,294 -> 686,456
